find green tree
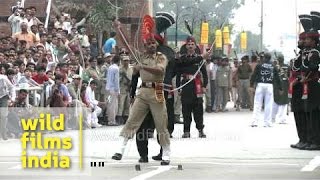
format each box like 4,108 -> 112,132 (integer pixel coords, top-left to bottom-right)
153,0 -> 242,43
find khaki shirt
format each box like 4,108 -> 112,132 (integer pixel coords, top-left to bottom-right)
139,52 -> 167,82
119,66 -> 133,94
86,66 -> 100,80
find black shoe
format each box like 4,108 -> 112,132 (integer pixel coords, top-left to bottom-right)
138,156 -> 149,163
290,141 -> 302,149
152,154 -> 162,161
123,116 -> 128,124
1,133 -> 8,141
112,153 -> 122,160
304,144 -> 320,150
182,132 -> 190,138
116,116 -> 124,125
161,160 -> 170,165
298,143 -> 311,150
199,130 -> 206,138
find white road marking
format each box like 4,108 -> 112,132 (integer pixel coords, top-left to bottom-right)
102,161 -> 299,166
301,156 -> 320,172
130,165 -> 175,180
8,165 -> 21,169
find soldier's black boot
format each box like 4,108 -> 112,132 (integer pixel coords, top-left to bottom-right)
182,132 -> 190,138
138,156 -> 149,163
112,153 -> 122,160
199,130 -> 206,138
290,141 -> 302,149
161,160 -> 170,165
122,116 -> 128,124
152,154 -> 162,161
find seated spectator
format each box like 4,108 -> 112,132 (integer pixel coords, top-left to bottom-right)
32,66 -> 49,84
18,68 -> 39,87
85,80 -> 104,128
50,73 -> 71,106
8,89 -> 32,138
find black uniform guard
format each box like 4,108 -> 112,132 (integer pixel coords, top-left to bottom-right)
176,36 -> 208,138
290,13 -> 320,150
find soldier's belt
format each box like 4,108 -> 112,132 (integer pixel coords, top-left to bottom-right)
141,82 -> 165,102
141,82 -> 156,88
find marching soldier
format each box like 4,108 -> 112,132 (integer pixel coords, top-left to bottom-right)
112,34 -> 171,165
176,36 -> 208,138
133,12 -> 176,163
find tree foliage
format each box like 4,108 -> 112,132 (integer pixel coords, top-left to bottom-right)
54,0 -> 139,33
153,0 -> 242,42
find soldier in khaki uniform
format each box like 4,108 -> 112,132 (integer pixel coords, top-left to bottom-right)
117,55 -> 133,124
84,57 -> 102,100
112,34 -> 171,165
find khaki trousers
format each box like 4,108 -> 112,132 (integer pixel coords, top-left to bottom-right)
120,88 -> 170,147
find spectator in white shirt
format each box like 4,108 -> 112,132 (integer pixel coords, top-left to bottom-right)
85,80 -> 104,128
0,74 -> 16,140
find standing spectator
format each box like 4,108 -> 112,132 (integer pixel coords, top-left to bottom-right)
210,57 -> 219,111
102,32 -> 117,56
250,52 -> 282,127
90,37 -> 99,58
106,55 -> 120,126
215,57 -> 231,112
231,59 -> 240,111
237,55 -> 253,110
76,26 -> 90,48
12,22 -> 39,48
0,73 -> 15,140
8,8 -> 28,35
205,56 -> 212,113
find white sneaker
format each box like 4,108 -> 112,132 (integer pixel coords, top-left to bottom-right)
263,123 -> 272,127
91,123 -> 102,128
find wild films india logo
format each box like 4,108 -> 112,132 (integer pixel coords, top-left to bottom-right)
20,113 -> 73,169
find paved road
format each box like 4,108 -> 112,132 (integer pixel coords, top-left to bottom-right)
0,106 -> 319,179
